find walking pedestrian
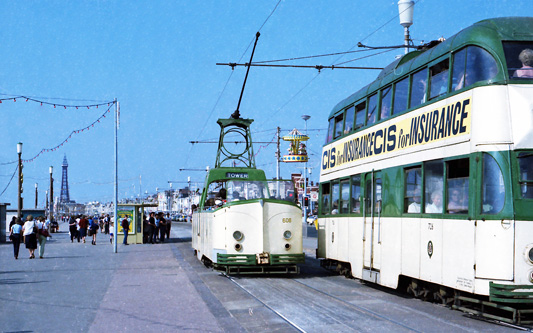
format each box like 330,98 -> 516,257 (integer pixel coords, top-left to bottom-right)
104,214 -> 110,234
69,216 -> 79,242
89,216 -> 99,245
22,215 -> 37,259
9,218 -> 23,259
36,216 -> 50,259
79,215 -> 88,243
121,215 -> 130,245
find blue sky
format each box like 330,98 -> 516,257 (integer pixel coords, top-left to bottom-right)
1,0 -> 532,206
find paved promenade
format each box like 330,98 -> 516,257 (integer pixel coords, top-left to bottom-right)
1,221 -> 243,332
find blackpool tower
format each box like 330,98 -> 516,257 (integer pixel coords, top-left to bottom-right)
60,155 -> 71,203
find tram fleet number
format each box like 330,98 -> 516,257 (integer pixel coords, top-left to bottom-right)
322,98 -> 471,170
282,218 -> 292,223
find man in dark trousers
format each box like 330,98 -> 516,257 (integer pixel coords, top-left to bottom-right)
148,212 -> 156,244
158,213 -> 166,243
121,215 -> 130,245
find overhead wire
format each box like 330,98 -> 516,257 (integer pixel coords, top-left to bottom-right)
0,165 -> 18,198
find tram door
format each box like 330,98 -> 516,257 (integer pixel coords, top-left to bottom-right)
362,171 -> 382,283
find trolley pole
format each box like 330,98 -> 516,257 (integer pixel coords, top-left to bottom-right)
276,126 -> 281,198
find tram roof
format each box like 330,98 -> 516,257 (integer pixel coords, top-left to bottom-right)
329,16 -> 533,118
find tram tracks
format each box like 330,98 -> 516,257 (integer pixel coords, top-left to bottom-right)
223,273 -> 422,332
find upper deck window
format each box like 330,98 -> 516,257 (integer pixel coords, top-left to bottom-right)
410,68 -> 427,108
380,85 -> 392,121
344,105 -> 355,134
393,76 -> 409,115
429,60 -> 449,100
452,46 -> 498,91
503,42 -> 533,79
334,113 -> 344,139
367,94 -> 378,126
326,117 -> 334,144
355,102 -> 366,130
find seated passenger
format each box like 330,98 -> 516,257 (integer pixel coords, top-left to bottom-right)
407,188 -> 421,213
447,189 -> 466,213
425,191 -> 442,214
514,48 -> 533,78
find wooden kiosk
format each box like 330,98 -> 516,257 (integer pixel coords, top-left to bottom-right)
116,203 -> 157,244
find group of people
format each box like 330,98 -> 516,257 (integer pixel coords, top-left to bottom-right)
142,212 -> 171,244
408,188 -> 466,214
9,215 -> 51,259
68,214 -> 111,245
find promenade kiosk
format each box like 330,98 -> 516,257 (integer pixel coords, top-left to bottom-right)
116,203 -> 157,244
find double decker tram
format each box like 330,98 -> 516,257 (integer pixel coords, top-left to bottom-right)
317,17 -> 533,323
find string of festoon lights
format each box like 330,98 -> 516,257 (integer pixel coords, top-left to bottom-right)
0,95 -> 116,164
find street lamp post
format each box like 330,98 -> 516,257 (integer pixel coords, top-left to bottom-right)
302,115 -> 311,237
49,166 -> 54,222
17,142 -> 23,220
35,183 -> 38,209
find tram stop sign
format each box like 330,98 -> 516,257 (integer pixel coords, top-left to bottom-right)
310,192 -> 318,202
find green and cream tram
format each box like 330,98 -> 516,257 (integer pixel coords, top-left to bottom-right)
317,17 -> 533,319
192,118 -> 304,274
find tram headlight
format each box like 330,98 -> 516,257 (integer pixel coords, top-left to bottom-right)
233,230 -> 243,241
528,247 -> 533,264
283,230 -> 292,240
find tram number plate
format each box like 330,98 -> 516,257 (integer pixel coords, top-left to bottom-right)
282,218 -> 292,223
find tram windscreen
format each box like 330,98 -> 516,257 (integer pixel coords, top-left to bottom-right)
266,180 -> 297,203
503,42 -> 533,79
227,180 -> 269,201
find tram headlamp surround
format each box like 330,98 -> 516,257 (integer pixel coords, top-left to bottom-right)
233,230 -> 243,241
528,247 -> 533,264
283,230 -> 292,240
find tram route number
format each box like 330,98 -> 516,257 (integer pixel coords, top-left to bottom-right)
282,218 -> 292,223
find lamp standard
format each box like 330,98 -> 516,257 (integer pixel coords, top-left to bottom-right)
301,115 -> 311,235
35,183 -> 38,209
17,142 -> 23,219
49,166 -> 54,222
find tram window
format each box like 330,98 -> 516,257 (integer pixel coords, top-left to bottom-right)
355,102 -> 366,130
424,160 -> 443,214
452,48 -> 467,91
380,85 -> 392,120
367,94 -> 378,126
374,178 -> 382,214
404,167 -> 422,213
517,152 -> 533,199
503,42 -> 533,79
410,68 -> 428,108
344,106 -> 355,134
429,60 -> 449,100
205,180 -> 226,209
334,113 -> 344,139
321,183 -> 331,215
331,182 -> 340,214
446,158 -> 469,214
326,118 -> 334,143
351,175 -> 361,213
340,179 -> 350,214
482,154 -> 505,214
393,76 -> 409,115
452,46 -> 498,90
